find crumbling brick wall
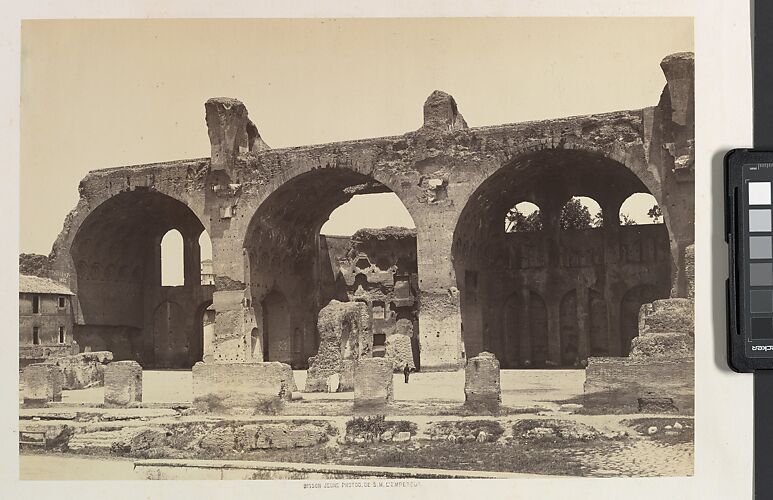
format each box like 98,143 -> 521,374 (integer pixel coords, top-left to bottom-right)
305,300 -> 369,392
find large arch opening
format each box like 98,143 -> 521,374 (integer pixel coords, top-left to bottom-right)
244,169 -> 418,369
70,189 -> 214,368
452,149 -> 672,368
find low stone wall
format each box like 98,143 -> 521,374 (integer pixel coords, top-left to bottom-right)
19,344 -> 79,369
192,362 -> 297,415
43,351 -> 113,390
584,357 -> 694,413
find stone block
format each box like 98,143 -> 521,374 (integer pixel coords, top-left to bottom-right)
44,351 -> 113,390
629,332 -> 694,359
192,361 -> 295,415
385,334 -> 415,371
104,360 -> 142,406
464,352 -> 501,411
23,363 -> 63,406
638,298 -> 694,335
233,423 -> 328,450
305,300 -> 368,392
584,357 -> 694,413
354,358 -> 394,411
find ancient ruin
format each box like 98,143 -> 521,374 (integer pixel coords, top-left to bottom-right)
41,52 -> 694,382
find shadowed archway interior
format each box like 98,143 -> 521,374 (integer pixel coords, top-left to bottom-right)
243,168 -> 418,368
70,189 -> 213,368
452,149 -> 672,367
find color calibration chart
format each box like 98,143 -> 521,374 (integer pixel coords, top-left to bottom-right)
745,163 -> 773,355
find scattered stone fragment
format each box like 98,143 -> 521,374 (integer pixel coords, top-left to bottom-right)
393,431 -> 411,442
559,403 -> 584,413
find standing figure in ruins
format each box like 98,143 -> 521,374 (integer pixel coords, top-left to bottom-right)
403,364 -> 411,383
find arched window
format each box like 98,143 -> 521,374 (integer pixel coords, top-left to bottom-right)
619,193 -> 663,225
505,201 -> 542,233
560,196 -> 603,230
199,230 -> 214,285
160,229 -> 185,286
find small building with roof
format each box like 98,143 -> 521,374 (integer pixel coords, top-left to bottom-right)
19,274 -> 78,367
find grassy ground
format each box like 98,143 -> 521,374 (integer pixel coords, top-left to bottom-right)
28,436 -> 630,477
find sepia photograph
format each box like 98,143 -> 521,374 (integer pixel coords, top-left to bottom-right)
17,17 -> 695,481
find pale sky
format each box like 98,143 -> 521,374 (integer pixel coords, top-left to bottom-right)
21,18 -> 693,255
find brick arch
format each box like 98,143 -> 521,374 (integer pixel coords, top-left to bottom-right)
240,162 -> 417,251
452,147 -> 674,363
238,165 -> 420,368
59,188 -> 212,368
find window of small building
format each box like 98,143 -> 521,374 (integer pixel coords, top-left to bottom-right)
33,327 -> 40,345
58,326 -> 65,344
32,295 -> 40,314
58,296 -> 66,308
